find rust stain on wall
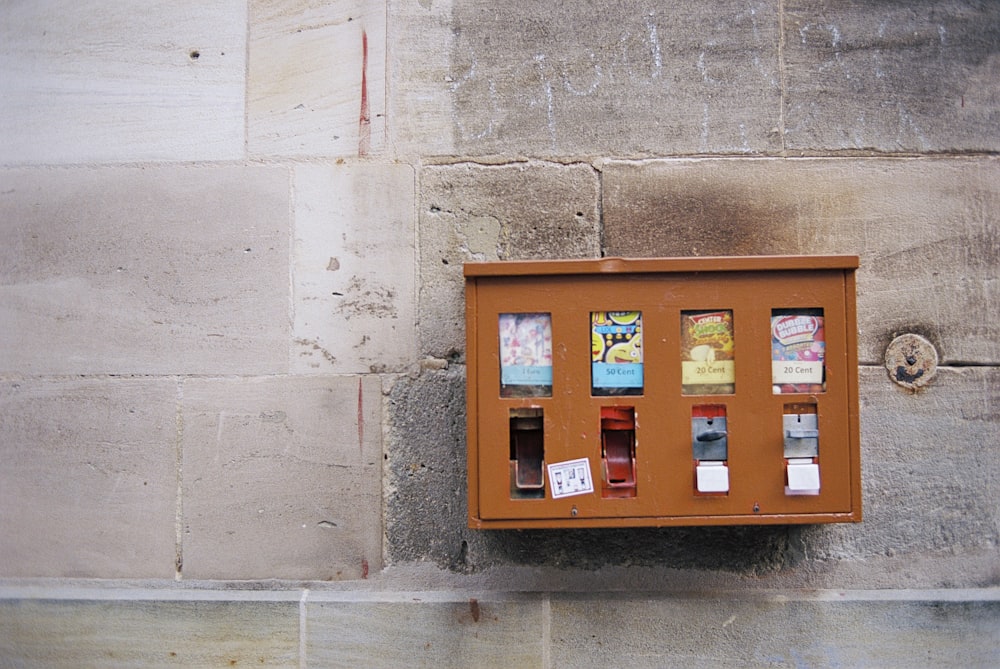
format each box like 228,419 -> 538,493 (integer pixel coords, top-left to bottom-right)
469,598 -> 481,623
357,376 -> 365,454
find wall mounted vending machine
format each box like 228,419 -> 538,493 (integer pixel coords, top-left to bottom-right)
464,256 -> 861,529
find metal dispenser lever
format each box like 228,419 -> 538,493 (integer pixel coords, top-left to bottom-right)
784,409 -> 820,495
693,406 -> 729,494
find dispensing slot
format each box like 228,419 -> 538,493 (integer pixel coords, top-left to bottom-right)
784,405 -> 820,495
601,406 -> 636,497
510,408 -> 544,492
693,405 -> 729,494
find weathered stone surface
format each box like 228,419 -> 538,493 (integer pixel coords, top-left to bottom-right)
181,375 -> 382,580
784,1 -> 1000,153
0,0 -> 245,165
418,161 -> 600,357
0,598 -> 299,667
0,0 -> 996,658
306,595 -> 544,667
0,378 -> 177,578
386,367 -> 998,589
792,367 -> 999,577
292,162 -> 416,374
387,0 -> 456,158
393,0 -> 782,158
0,166 -> 291,375
550,596 -> 1000,668
1,587 -> 995,668
249,0 -> 386,158
603,157 -> 1000,364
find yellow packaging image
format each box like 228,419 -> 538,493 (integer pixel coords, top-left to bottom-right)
681,310 -> 735,394
591,311 -> 643,394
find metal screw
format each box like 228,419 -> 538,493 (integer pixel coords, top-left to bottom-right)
571,506 -> 578,517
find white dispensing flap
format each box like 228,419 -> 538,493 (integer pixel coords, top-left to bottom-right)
786,458 -> 820,494
696,461 -> 729,493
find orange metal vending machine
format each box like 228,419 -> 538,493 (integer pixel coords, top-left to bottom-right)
464,256 -> 860,529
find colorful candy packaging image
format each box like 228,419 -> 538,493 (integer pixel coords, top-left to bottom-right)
680,310 -> 735,394
499,313 -> 553,396
591,311 -> 643,394
771,311 -> 825,394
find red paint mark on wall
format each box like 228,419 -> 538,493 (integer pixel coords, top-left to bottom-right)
358,29 -> 371,156
357,377 -> 365,454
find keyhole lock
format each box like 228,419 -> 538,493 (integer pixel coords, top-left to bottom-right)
884,333 -> 938,389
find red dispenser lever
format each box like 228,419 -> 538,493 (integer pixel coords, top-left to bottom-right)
601,406 -> 637,498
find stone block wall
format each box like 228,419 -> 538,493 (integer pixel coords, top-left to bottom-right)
1,0 -> 997,665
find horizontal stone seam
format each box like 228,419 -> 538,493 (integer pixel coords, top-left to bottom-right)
0,373 -> 385,381
3,152 -> 997,172
419,157 -> 599,171
418,151 -> 1000,167
929,361 -> 999,369
0,161 -> 283,172
859,363 -> 998,369
0,158 -> 389,170
1,586 -> 997,604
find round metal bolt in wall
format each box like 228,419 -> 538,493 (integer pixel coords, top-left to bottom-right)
885,333 -> 938,389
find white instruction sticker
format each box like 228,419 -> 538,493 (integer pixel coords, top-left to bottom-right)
547,458 -> 594,499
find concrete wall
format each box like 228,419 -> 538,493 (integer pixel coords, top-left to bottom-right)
1,0 -> 997,665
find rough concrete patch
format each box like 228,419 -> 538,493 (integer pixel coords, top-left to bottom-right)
453,214 -> 502,260
385,367 -> 470,568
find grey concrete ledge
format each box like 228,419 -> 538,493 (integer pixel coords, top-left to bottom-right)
2,581 -> 997,603
4,581 -> 996,668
